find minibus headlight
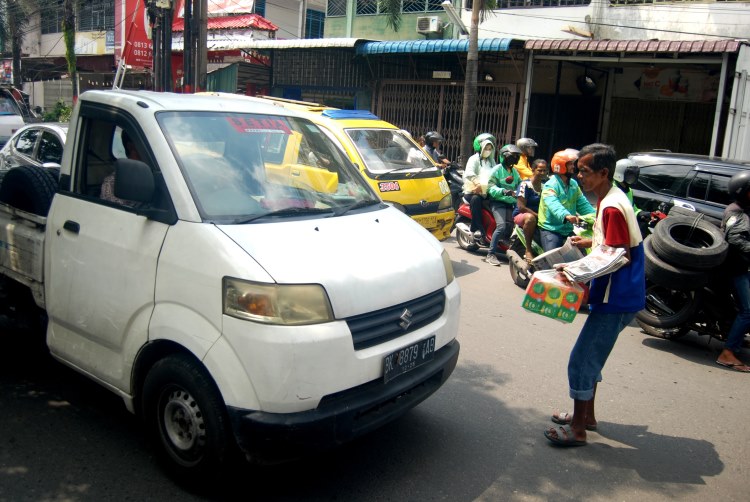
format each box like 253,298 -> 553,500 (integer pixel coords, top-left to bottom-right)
438,194 -> 453,211
223,278 -> 334,325
441,249 -> 455,284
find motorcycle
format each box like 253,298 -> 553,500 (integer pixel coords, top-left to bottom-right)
635,204 -> 745,346
506,225 -> 544,288
443,161 -> 464,214
453,197 -> 512,255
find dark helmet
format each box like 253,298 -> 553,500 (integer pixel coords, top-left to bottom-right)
728,171 -> 750,201
499,143 -> 522,161
614,159 -> 640,185
425,131 -> 444,145
516,137 -> 538,154
473,133 -> 497,152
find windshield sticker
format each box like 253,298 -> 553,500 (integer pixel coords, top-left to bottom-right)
227,117 -> 292,135
379,181 -> 401,192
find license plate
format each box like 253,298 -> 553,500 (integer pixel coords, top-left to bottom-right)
415,215 -> 437,229
383,335 -> 436,383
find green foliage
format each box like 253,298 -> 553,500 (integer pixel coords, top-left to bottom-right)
42,100 -> 72,123
379,0 -> 403,32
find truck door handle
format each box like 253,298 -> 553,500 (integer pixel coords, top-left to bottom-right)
63,220 -> 80,234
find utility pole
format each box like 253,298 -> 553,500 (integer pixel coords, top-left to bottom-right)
63,0 -> 78,99
182,0 -> 207,92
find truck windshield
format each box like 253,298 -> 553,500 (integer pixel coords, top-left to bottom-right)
158,112 -> 379,222
346,128 -> 437,175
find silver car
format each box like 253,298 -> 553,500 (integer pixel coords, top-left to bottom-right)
0,122 -> 68,172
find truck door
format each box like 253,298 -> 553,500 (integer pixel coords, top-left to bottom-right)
45,106 -> 174,392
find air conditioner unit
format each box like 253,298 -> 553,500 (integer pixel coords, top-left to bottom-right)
416,16 -> 442,35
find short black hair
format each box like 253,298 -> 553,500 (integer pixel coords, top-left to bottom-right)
578,143 -> 616,180
532,158 -> 547,169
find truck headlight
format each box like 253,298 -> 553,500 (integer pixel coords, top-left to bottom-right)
441,249 -> 455,284
223,277 -> 334,325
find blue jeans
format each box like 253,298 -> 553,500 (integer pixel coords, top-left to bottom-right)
489,202 -> 513,254
726,271 -> 750,352
540,229 -> 567,252
568,311 -> 636,401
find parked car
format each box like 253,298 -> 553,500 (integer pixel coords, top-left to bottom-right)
0,87 -> 27,148
629,151 -> 750,226
0,122 -> 68,173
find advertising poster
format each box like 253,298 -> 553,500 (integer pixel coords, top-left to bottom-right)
614,67 -> 720,103
120,0 -> 154,68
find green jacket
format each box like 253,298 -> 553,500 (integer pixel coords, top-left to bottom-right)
487,162 -> 521,205
538,174 -> 595,235
614,181 -> 642,216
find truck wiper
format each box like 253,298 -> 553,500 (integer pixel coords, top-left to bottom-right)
232,206 -> 333,224
333,199 -> 382,216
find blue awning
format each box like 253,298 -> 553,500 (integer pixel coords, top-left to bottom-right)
356,38 -> 515,56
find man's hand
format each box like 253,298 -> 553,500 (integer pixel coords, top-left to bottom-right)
570,235 -> 592,249
564,214 -> 579,225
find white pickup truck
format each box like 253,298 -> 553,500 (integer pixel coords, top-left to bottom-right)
0,90 -> 460,482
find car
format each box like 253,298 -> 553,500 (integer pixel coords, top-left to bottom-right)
0,122 -> 68,173
0,87 -> 26,148
629,151 -> 750,226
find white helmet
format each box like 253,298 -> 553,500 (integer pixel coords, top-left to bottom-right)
614,159 -> 639,185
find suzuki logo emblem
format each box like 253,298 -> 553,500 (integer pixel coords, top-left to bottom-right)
419,200 -> 428,207
399,308 -> 413,330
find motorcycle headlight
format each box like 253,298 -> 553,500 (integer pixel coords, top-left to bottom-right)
223,277 -> 334,325
441,249 -> 455,284
438,193 -> 453,212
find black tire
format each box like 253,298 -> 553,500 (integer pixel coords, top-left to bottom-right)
636,319 -> 691,340
0,165 -> 58,216
47,167 -> 61,181
142,354 -> 235,484
636,282 -> 700,331
651,216 -> 727,270
455,218 -> 477,251
508,238 -> 530,289
644,235 -> 709,290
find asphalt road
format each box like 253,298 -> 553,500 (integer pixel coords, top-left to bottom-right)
2,237 -> 749,501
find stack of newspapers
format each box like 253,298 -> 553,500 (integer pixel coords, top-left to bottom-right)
560,245 -> 629,282
531,237 -> 585,271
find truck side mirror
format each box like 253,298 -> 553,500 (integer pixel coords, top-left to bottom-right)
114,158 -> 154,203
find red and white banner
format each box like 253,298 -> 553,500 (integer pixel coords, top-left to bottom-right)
120,0 -> 153,69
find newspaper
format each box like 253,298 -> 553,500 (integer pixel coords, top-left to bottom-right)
560,245 -> 629,283
531,237 -> 585,271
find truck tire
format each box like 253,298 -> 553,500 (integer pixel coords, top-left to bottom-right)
0,165 -> 58,216
142,353 -> 236,484
651,216 -> 727,270
644,235 -> 708,291
636,282 -> 698,333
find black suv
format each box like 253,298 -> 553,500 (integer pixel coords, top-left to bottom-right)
629,151 -> 750,226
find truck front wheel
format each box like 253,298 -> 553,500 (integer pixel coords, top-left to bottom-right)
142,354 -> 236,483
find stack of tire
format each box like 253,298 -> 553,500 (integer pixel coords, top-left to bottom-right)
637,210 -> 728,338
0,165 -> 59,216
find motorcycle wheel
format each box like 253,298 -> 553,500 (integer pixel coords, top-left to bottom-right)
508,238 -> 530,289
636,283 -> 700,334
455,219 -> 479,251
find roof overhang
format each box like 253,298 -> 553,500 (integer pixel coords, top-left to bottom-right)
525,39 -> 744,60
357,38 -> 517,56
232,38 -> 366,50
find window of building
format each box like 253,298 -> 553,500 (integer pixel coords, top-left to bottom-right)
255,0 -> 266,17
78,0 -> 114,31
494,0 -> 591,7
356,0 -> 378,15
41,2 -> 64,34
306,10 -> 325,38
327,0 -> 347,17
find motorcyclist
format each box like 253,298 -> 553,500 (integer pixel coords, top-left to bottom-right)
513,158 -> 549,263
716,171 -> 750,372
515,137 -> 538,180
462,133 -> 497,241
424,131 -> 450,167
537,148 -> 596,252
484,144 -> 522,266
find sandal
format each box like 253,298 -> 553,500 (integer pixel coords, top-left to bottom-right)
551,411 -> 597,431
544,426 -> 587,447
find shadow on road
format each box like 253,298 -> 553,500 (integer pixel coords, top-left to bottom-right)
1,326 -> 724,502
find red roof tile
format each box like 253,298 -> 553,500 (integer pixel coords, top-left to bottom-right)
173,14 -> 277,33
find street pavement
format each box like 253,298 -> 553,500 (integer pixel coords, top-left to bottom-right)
1,236 -> 749,501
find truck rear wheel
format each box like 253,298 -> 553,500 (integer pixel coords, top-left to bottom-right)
0,165 -> 58,216
142,354 -> 236,484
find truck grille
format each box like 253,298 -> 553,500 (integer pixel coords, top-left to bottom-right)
346,289 -> 445,350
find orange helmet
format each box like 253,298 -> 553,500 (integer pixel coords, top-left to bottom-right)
550,148 -> 579,175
